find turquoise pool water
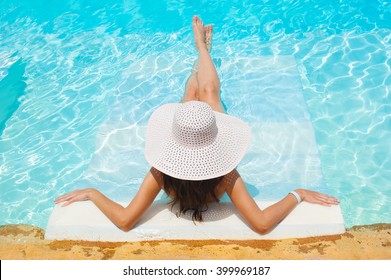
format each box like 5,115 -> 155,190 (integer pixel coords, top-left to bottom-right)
0,0 -> 390,229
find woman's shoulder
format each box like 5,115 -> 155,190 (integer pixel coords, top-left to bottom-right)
219,169 -> 241,191
150,167 -> 164,187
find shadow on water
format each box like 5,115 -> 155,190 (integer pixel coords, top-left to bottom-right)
0,56 -> 27,137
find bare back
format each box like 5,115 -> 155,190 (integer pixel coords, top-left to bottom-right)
150,167 -> 240,201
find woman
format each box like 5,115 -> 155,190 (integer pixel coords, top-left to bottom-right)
55,16 -> 339,235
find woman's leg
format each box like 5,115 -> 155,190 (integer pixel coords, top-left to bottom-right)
182,73 -> 199,102
182,23 -> 213,103
192,16 -> 224,113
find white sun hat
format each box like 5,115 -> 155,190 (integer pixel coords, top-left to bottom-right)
145,101 -> 251,180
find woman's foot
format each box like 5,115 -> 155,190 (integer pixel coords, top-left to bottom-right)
192,15 -> 207,51
205,25 -> 213,52
192,17 -> 213,73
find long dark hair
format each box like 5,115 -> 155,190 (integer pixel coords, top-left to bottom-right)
162,173 -> 224,223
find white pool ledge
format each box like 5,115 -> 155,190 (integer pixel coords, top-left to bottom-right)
45,201 -> 345,241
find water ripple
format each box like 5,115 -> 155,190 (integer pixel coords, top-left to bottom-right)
0,0 -> 390,228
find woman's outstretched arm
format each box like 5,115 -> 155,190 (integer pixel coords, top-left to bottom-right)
54,171 -> 161,231
225,176 -> 339,235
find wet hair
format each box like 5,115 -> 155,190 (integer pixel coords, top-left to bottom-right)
162,173 -> 224,223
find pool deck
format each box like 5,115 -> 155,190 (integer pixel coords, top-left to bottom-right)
0,223 -> 390,259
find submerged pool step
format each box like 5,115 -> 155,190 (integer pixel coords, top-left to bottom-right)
79,55 -> 325,201
45,200 -> 345,241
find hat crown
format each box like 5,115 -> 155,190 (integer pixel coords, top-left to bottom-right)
172,101 -> 218,148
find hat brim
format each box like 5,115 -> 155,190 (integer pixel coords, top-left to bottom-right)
145,103 -> 251,180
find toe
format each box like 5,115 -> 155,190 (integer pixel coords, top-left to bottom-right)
194,15 -> 204,26
206,25 -> 213,35
192,15 -> 198,25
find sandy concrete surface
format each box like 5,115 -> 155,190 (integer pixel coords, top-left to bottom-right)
0,223 -> 390,260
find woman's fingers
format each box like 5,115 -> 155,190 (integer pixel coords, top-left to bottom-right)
321,194 -> 340,205
54,193 -> 72,204
301,189 -> 339,206
60,197 -> 78,207
54,191 -> 77,203
54,189 -> 91,206
318,197 -> 337,207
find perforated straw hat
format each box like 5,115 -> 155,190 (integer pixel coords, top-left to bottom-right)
145,101 -> 251,180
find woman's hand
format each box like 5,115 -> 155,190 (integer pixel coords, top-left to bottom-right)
54,188 -> 97,207
295,189 -> 339,206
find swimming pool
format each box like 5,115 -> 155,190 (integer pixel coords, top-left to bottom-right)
0,0 -> 390,229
